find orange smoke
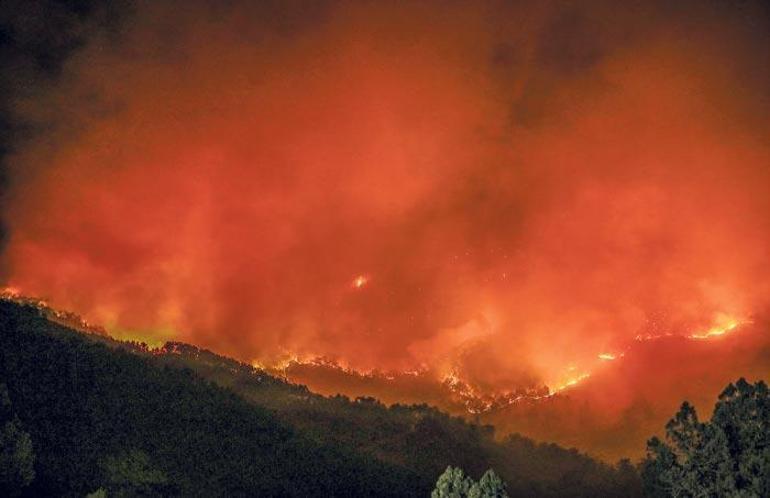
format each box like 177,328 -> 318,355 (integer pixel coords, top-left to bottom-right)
3,0 -> 770,453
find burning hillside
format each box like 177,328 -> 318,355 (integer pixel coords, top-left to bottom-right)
0,0 -> 768,460
1,285 -> 766,459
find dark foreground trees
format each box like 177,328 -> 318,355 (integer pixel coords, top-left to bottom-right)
641,378 -> 769,497
0,301 -> 418,497
0,384 -> 35,497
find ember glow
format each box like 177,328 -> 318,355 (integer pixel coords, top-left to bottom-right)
2,0 -> 769,457
352,275 -> 369,290
555,373 -> 591,393
689,313 -> 744,340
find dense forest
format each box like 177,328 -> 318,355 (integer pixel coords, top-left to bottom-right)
0,300 -> 642,496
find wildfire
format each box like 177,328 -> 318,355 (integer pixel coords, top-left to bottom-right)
1,286 -> 21,298
689,314 -> 745,340
631,314 -> 749,342
1,287 -> 106,336
253,352 -> 399,381
352,275 -> 369,289
2,286 -> 755,417
251,359 -> 269,371
553,373 -> 592,393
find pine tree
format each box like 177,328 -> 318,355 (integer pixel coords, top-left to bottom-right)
468,469 -> 508,498
432,466 -> 508,498
432,466 -> 474,498
642,378 -> 770,497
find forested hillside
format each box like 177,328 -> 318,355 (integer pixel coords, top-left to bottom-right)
151,343 -> 642,497
0,300 -> 641,496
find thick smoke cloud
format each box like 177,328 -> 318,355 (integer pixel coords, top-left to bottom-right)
0,0 -> 127,263
2,0 -> 769,413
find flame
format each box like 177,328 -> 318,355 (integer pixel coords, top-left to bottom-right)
0,290 -> 756,416
554,373 -> 592,392
689,314 -> 745,340
352,275 -> 369,290
1,287 -> 106,336
251,359 -> 269,371
1,286 -> 21,298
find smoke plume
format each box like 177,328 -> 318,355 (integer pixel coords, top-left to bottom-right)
2,0 -> 769,455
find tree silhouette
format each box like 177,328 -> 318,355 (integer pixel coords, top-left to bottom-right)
0,384 -> 35,497
642,378 -> 769,497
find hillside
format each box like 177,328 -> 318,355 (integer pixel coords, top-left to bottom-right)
0,300 -> 423,497
274,317 -> 770,461
149,344 -> 642,497
0,300 -> 641,496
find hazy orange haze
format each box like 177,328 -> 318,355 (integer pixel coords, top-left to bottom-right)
3,0 -> 769,455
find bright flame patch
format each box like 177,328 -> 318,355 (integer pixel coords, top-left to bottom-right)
352,275 -> 369,289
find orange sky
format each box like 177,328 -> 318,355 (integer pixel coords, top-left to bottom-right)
3,0 -> 769,455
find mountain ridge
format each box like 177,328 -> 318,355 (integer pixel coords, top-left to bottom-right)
0,297 -> 642,497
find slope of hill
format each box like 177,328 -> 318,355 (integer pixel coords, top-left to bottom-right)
0,300 -> 641,496
0,301 -> 419,497
481,318 -> 770,461
149,344 -> 642,497
265,317 -> 770,461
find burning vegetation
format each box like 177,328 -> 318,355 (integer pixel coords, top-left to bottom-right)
0,0 -> 768,462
